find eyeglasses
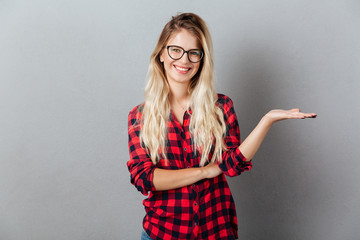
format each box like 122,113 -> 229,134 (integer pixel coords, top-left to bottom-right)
166,45 -> 204,63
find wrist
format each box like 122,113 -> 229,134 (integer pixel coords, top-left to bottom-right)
262,114 -> 274,127
199,166 -> 208,179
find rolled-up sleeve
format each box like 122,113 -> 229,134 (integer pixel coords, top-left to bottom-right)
126,107 -> 156,196
217,96 -> 252,177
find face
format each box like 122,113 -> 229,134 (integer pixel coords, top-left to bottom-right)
160,29 -> 202,86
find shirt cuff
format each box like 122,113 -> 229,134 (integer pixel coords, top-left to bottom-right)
218,147 -> 252,177
143,167 -> 157,195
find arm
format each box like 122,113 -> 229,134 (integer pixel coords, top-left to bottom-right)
217,96 -> 317,177
127,109 -> 156,195
239,108 -> 317,161
238,115 -> 272,161
153,163 -> 221,191
217,96 -> 253,177
154,107 -> 317,189
127,107 -> 221,194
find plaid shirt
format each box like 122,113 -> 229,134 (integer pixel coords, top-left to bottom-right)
127,94 -> 252,240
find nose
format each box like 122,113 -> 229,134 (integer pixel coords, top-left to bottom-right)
179,52 -> 190,64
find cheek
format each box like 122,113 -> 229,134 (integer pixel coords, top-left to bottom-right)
163,61 -> 175,76
165,61 -> 174,72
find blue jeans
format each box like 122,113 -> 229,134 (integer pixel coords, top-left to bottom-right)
141,229 -> 153,240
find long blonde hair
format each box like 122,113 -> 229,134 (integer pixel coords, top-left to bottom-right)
140,13 -> 227,166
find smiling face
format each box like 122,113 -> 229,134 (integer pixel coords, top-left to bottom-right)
160,29 -> 202,86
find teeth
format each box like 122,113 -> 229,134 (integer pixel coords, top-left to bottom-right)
175,65 -> 190,71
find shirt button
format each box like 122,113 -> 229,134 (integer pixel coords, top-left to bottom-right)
187,166 -> 190,168
194,202 -> 198,206
184,147 -> 187,151
192,184 -> 195,187
194,222 -> 197,226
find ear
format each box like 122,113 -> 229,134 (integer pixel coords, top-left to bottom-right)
159,50 -> 165,62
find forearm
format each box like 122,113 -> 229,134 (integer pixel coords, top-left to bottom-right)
239,115 -> 273,161
153,167 -> 205,191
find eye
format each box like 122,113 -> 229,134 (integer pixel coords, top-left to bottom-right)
170,47 -> 182,53
190,50 -> 201,56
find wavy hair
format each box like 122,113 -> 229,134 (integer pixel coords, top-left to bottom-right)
140,13 -> 227,166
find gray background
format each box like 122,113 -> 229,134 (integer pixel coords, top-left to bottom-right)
1,0 -> 359,239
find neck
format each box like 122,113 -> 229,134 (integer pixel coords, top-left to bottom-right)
168,81 -> 190,105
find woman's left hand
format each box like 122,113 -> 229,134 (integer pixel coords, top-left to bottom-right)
264,108 -> 317,125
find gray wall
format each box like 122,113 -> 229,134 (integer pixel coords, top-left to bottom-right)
1,0 -> 359,239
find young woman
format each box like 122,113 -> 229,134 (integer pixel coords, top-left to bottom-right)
127,13 -> 316,240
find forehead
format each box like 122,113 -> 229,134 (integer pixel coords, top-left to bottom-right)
167,29 -> 201,49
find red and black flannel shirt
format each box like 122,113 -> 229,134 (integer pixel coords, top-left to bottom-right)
127,94 -> 252,240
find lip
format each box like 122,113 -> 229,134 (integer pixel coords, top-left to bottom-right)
174,64 -> 191,74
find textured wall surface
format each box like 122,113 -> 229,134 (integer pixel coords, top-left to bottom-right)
1,0 -> 359,239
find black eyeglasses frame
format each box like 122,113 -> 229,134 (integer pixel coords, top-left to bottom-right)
166,45 -> 204,63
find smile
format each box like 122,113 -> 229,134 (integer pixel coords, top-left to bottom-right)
174,65 -> 191,73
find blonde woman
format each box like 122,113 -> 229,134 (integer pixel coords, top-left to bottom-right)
127,13 -> 316,240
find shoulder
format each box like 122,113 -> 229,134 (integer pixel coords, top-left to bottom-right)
129,103 -> 144,116
216,93 -> 235,112
128,103 -> 144,126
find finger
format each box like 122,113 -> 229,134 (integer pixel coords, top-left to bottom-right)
289,108 -> 300,112
300,113 -> 317,118
305,113 -> 317,118
287,113 -> 305,119
287,111 -> 317,119
302,112 -> 317,116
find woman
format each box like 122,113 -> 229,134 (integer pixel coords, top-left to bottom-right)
127,13 -> 316,240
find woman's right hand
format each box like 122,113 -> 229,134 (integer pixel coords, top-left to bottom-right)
202,162 -> 223,179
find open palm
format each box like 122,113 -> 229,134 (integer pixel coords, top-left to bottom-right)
265,108 -> 317,124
